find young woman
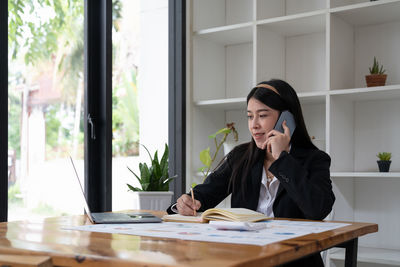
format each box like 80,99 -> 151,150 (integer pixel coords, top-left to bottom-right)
168,79 -> 335,267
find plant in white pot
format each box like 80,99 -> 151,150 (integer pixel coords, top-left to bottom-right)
127,144 -> 176,211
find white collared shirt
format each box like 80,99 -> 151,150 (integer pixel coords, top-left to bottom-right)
256,168 -> 280,217
171,149 -> 287,215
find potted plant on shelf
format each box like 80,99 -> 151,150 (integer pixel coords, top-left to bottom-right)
127,143 -> 176,210
376,152 -> 391,172
197,122 -> 238,185
365,57 -> 387,87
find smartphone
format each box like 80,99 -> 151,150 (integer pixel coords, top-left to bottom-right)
273,110 -> 296,137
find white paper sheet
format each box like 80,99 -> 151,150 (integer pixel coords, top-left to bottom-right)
63,220 -> 349,246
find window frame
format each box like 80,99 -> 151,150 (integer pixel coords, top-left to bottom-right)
168,0 -> 186,202
0,0 -> 8,222
84,0 -> 112,212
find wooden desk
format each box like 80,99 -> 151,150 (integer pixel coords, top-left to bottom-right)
0,211 -> 377,267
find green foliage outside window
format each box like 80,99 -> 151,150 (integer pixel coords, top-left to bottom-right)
8,0 -> 138,160
112,69 -> 140,157
8,90 -> 21,158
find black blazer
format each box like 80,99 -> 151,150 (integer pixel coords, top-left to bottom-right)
189,145 -> 334,220
168,144 -> 335,267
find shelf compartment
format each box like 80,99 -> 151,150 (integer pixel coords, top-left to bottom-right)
190,108 -> 226,176
302,101 -> 326,151
256,12 -> 326,94
257,0 -> 327,20
257,11 -> 326,36
298,91 -> 327,104
332,177 -> 400,251
330,7 -> 400,90
330,0 -> 400,26
329,246 -> 400,266
193,29 -> 253,102
329,96 -> 400,172
193,0 -> 253,31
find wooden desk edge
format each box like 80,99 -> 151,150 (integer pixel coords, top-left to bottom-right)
235,221 -> 378,267
0,212 -> 379,267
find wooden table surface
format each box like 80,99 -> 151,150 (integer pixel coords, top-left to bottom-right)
0,211 -> 378,267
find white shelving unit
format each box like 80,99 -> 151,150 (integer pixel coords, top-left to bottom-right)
187,0 -> 400,266
329,246 -> 400,266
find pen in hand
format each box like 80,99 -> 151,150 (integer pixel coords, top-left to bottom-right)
190,188 -> 196,216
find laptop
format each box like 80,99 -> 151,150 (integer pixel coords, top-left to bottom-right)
70,157 -> 162,224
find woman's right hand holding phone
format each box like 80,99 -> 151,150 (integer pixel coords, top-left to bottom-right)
263,120 -> 291,160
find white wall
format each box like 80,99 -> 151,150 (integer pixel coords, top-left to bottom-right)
139,0 -> 169,154
112,0 -> 169,211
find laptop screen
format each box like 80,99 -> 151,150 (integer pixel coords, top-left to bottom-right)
69,156 -> 94,223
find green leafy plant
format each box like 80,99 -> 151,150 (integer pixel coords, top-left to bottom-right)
369,57 -> 386,75
8,183 -> 22,205
127,144 -> 177,191
196,123 -> 238,185
377,152 -> 391,161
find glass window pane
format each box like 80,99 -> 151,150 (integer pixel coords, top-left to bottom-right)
8,0 -> 84,221
112,0 -> 169,211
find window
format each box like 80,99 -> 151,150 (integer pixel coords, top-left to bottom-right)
8,0 -> 85,221
1,0 -> 183,222
111,0 -> 169,210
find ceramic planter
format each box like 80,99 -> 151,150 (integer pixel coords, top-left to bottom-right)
131,191 -> 174,211
365,74 -> 387,87
377,160 -> 391,172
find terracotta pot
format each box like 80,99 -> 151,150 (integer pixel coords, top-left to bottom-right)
365,74 -> 387,87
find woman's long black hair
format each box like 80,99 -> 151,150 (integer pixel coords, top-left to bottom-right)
228,79 -> 316,198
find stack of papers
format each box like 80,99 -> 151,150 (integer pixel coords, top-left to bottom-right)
64,220 -> 350,246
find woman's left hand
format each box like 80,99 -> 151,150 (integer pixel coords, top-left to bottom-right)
263,120 -> 291,160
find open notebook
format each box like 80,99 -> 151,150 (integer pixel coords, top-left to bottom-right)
70,157 -> 161,224
162,208 -> 270,223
